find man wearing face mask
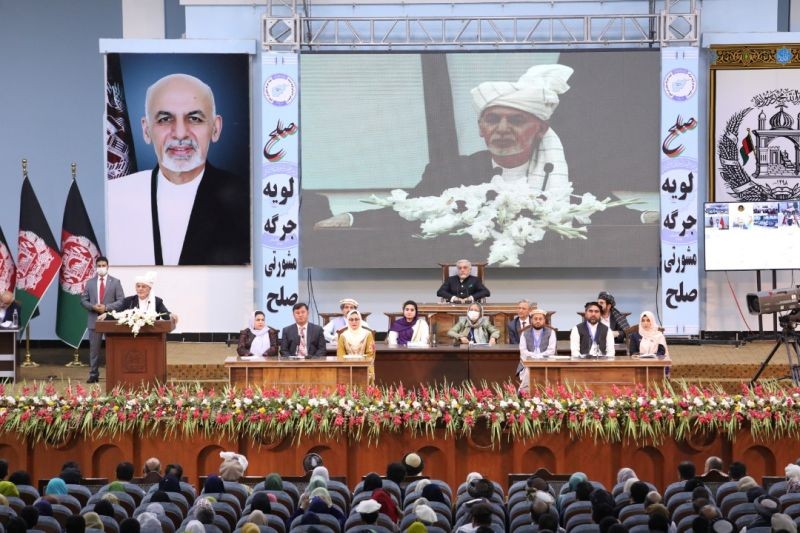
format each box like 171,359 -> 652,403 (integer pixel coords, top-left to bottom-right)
0,292 -> 20,327
80,256 -> 125,383
570,301 -> 615,358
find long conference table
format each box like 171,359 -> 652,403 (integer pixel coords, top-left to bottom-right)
225,344 -> 671,394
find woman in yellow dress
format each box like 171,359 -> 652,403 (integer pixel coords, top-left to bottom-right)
336,310 -> 376,383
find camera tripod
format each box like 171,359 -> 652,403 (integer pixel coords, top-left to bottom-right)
751,322 -> 800,386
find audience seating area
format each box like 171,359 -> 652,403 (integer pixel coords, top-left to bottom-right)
0,461 -> 797,533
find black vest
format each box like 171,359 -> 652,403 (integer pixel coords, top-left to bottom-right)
523,327 -> 552,354
577,321 -> 609,355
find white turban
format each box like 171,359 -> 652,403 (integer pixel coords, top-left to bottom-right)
135,271 -> 158,288
220,451 -> 249,472
471,64 -> 574,121
339,298 -> 358,308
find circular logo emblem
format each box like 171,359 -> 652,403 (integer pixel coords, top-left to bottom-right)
16,231 -> 57,291
264,73 -> 297,107
776,47 -> 793,64
664,68 -> 697,102
0,244 -> 14,293
60,235 -> 98,294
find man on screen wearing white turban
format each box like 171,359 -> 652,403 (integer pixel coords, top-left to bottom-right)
113,271 -> 178,322
315,64 -> 574,227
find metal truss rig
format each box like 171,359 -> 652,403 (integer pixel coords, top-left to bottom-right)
262,1 -> 698,51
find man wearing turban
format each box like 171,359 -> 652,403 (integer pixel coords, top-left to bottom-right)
112,271 -> 178,322
316,64 -> 574,227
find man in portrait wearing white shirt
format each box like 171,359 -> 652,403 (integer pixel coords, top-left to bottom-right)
106,73 -> 249,266
570,301 -> 615,358
80,256 -> 124,383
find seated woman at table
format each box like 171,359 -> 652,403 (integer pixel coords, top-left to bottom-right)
628,311 -> 668,356
337,310 -> 376,357
237,311 -> 279,357
387,300 -> 430,346
447,303 -> 500,345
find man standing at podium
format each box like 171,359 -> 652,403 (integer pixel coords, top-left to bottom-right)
80,256 -> 124,383
115,272 -> 177,322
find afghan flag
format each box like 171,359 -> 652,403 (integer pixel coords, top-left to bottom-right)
0,227 -> 15,294
15,178 -> 61,331
56,179 -> 100,348
105,53 -> 137,180
740,129 -> 755,165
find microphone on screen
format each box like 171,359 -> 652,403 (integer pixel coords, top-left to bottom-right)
541,162 -> 554,193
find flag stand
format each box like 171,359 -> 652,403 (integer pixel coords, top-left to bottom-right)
20,325 -> 38,367
65,349 -> 86,367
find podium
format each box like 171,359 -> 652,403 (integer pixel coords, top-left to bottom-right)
0,329 -> 17,381
96,320 -> 175,391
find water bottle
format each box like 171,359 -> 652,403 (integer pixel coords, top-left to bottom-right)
12,309 -> 18,329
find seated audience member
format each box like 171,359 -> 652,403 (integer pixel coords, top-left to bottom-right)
0,292 -> 20,326
323,298 -> 371,342
749,495 -> 780,528
141,458 -> 161,483
0,481 -> 18,498
629,311 -> 667,356
387,300 -> 430,346
677,461 -> 696,481
249,492 -> 272,515
93,499 -> 115,519
280,303 -> 327,358
648,512 -> 670,532
414,503 -> 438,526
237,311 -> 278,357
8,470 -> 30,487
33,499 -> 52,517
448,303 -> 500,345
46,477 -> 69,495
337,310 -> 376,357
558,472 -> 587,511
308,492 -> 346,529
65,514 -> 86,533
537,512 -> 562,533
575,480 -> 594,502
83,511 -> 104,531
113,272 -> 178,322
518,308 -> 557,392
202,475 -> 226,494
507,299 -> 533,345
786,463 -> 800,493
218,451 -> 248,483
19,506 -> 38,529
60,460 -> 83,484
403,453 -> 424,477
616,467 -> 637,486
437,259 -> 490,304
772,512 -> 798,533
386,462 -> 406,487
263,472 -> 284,492
728,461 -> 746,481
373,488 -> 399,523
597,291 -> 629,341
119,518 -> 140,533
354,498 -> 382,525
184,520 -> 205,533
703,455 -> 724,475
570,302 -> 615,358
0,459 -> 7,480
114,462 -> 135,482
159,475 -> 181,494
422,484 -> 447,505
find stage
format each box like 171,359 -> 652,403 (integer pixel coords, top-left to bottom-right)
14,338 -> 797,390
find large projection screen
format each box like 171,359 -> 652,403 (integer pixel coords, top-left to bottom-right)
300,50 -> 660,268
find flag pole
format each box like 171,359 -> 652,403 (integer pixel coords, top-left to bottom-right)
20,324 -> 38,367
65,162 -> 87,368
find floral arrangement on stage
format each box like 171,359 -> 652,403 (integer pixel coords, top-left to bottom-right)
107,308 -> 161,337
1,380 -> 800,445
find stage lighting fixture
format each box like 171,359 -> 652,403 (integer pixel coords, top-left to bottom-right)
746,287 -> 800,315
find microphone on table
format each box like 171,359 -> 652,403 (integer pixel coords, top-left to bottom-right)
541,162 -> 554,193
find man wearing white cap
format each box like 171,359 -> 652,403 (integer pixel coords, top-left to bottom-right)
323,298 -> 370,342
315,64 -> 574,228
518,308 -> 557,393
113,272 -> 177,322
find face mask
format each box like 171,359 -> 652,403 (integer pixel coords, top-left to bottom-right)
467,310 -> 480,321
96,267 -> 108,277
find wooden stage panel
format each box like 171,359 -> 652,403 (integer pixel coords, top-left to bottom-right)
225,357 -> 370,389
8,427 -> 792,495
524,356 -> 671,394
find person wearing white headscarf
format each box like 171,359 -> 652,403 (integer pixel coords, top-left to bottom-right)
323,298 -> 371,342
337,310 -> 376,383
629,311 -> 667,356
315,63 -> 574,228
237,311 -> 278,357
114,271 -> 177,322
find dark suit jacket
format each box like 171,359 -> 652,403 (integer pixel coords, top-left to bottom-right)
115,295 -> 170,317
149,163 -> 249,266
436,275 -> 490,301
80,275 -> 125,329
280,323 -> 327,358
507,316 -> 526,345
0,302 -> 20,325
237,328 -> 279,357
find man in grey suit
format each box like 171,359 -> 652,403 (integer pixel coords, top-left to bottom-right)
80,256 -> 125,383
280,303 -> 327,358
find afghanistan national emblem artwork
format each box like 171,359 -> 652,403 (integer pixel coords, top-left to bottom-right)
60,235 -> 98,295
16,231 -> 57,291
719,89 -> 800,201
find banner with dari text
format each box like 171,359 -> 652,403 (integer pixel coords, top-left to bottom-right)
660,48 -> 700,334
56,179 -> 101,348
15,177 -> 61,331
261,53 -> 299,326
